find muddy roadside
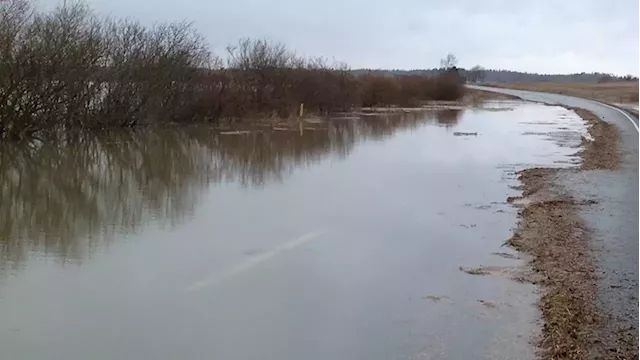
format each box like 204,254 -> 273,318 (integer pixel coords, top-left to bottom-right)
506,106 -> 636,359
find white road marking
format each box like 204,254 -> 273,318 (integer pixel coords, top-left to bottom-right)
185,231 -> 322,292
597,102 -> 639,133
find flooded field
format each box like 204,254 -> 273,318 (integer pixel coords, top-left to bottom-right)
0,101 -> 588,360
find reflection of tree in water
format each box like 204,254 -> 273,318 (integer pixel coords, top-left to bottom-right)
209,129 -> 341,187
0,111 -> 435,270
0,130 -> 217,269
210,112 -> 427,187
435,109 -> 463,127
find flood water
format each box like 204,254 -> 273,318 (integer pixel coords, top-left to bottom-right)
0,101 -> 587,360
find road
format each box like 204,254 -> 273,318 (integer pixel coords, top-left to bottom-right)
470,85 -> 639,355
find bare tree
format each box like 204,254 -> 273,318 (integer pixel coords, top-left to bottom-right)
440,53 -> 458,70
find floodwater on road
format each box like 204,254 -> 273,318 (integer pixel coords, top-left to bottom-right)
0,101 -> 588,360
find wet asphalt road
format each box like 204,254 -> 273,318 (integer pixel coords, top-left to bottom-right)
470,85 -> 639,355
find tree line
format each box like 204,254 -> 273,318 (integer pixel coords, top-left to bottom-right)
357,67 -> 638,84
0,0 -> 465,140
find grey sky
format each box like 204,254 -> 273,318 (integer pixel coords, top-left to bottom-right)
44,0 -> 639,75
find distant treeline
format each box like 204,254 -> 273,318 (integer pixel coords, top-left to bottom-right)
0,0 -> 464,140
354,69 -> 639,83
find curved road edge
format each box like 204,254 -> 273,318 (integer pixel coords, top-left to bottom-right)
599,102 -> 639,131
468,84 -> 639,131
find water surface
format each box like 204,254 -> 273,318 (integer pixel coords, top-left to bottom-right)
0,102 -> 587,360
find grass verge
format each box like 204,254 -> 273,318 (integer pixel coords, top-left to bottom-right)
573,108 -> 620,171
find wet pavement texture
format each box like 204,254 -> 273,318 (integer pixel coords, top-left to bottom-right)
471,85 -> 639,356
0,102 -> 589,360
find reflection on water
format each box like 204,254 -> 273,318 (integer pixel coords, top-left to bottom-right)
0,131 -> 216,268
0,111 -> 452,271
1,102 -> 590,360
435,109 -> 463,126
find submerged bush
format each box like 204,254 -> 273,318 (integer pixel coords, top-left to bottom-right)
0,0 -> 465,139
0,0 -> 212,138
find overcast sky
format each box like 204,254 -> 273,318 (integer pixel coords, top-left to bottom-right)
42,0 -> 639,75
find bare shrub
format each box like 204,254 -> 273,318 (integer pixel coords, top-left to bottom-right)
359,72 -> 401,107
226,38 -> 298,116
223,40 -> 362,119
0,0 -> 213,137
94,19 -> 211,126
0,1 -> 106,134
297,59 -> 358,114
430,71 -> 466,100
397,75 -> 435,106
0,1 -> 466,139
358,71 -> 465,106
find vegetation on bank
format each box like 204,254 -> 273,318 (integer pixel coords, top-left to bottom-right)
0,0 -> 465,139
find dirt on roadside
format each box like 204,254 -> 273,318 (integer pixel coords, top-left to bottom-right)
507,169 -> 598,360
573,107 -> 620,171
506,108 -> 630,359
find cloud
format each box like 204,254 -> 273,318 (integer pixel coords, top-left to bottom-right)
39,0 -> 639,75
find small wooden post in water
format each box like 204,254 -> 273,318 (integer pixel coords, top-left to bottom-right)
299,103 -> 304,136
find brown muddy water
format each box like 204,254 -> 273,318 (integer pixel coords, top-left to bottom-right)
0,101 -> 588,360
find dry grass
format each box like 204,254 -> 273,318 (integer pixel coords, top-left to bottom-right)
494,82 -> 639,108
506,184 -> 598,360
572,108 -> 621,170
506,167 -> 557,204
